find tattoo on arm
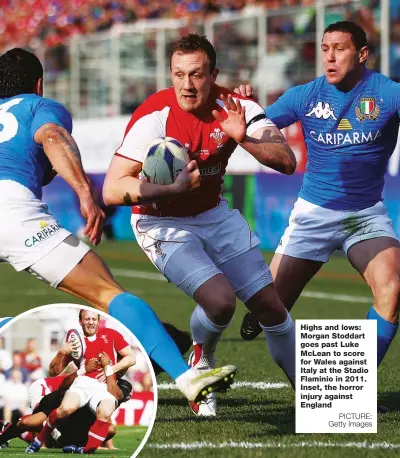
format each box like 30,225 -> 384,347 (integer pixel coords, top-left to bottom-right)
260,128 -> 285,144
123,192 -> 134,205
123,193 -> 148,205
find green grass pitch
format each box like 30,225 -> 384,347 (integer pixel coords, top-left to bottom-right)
0,241 -> 399,458
1,426 -> 146,457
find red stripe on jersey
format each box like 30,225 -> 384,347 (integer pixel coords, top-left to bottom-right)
114,153 -> 138,162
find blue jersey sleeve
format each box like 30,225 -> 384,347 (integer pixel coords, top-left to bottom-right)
30,98 -> 73,139
265,85 -> 306,129
390,81 -> 400,117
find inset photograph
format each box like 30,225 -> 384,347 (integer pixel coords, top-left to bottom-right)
0,305 -> 156,457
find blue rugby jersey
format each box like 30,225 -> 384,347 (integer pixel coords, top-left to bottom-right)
267,69 -> 400,210
0,94 -> 72,199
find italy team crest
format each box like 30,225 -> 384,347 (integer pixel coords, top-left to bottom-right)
356,97 -> 380,121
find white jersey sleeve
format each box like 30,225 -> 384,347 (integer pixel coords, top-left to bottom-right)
116,106 -> 170,163
216,97 -> 275,137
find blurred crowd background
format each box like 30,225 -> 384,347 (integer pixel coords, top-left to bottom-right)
0,0 -> 322,50
0,312 -> 153,424
0,0 -> 397,119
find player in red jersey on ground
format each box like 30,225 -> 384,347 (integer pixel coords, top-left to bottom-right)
103,34 -> 297,416
26,310 -> 135,453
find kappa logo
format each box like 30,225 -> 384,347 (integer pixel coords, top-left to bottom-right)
305,102 -> 337,120
355,97 -> 380,121
210,128 -> 225,147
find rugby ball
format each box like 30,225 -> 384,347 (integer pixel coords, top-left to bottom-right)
65,329 -> 85,361
142,137 -> 190,185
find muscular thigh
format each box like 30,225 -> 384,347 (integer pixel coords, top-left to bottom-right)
347,237 -> 400,293
270,253 -> 323,311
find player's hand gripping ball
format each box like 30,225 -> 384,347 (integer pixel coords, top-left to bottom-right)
65,329 -> 85,361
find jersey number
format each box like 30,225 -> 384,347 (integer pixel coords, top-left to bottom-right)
0,98 -> 23,144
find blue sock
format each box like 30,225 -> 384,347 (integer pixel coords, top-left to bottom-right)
367,306 -> 398,366
108,292 -> 189,380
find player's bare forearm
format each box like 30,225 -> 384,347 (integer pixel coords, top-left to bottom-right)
103,175 -> 179,207
103,155 -> 200,206
59,372 -> 78,390
35,124 -> 91,200
240,127 -> 297,174
106,375 -> 123,401
111,354 -> 136,375
49,351 -> 70,376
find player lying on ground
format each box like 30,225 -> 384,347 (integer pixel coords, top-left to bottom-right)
0,362 -> 132,450
103,33 -> 297,416
236,21 -> 400,383
26,310 -> 134,453
0,47 -> 236,404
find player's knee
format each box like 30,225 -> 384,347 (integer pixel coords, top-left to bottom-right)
97,411 -> 112,422
372,276 -> 400,306
209,294 -> 236,323
58,405 -> 76,418
96,405 -> 114,422
18,417 -> 30,429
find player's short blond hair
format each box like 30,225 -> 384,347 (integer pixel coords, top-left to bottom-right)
79,309 -> 100,322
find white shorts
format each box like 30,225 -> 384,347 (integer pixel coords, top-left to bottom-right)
28,378 -> 50,410
276,197 -> 398,262
0,180 -> 90,286
132,201 -> 273,300
68,375 -> 117,414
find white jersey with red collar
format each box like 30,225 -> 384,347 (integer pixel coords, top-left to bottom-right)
116,84 -> 275,217
79,328 -> 129,381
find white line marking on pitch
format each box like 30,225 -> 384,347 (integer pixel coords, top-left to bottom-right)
149,441 -> 400,450
112,268 -> 371,304
157,381 -> 289,390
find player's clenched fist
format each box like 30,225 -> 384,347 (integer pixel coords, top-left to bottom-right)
99,352 -> 111,368
85,357 -> 100,373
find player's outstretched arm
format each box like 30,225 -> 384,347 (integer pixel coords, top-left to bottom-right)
212,95 -> 296,174
34,123 -> 104,245
111,345 -> 136,375
103,155 -> 200,206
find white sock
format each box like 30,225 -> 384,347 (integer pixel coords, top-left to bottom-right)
190,305 -> 230,355
261,312 -> 296,387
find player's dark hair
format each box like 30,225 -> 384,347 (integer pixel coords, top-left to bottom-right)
79,309 -> 100,322
0,48 -> 43,98
323,21 -> 367,50
117,379 -> 133,403
170,34 -> 216,73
